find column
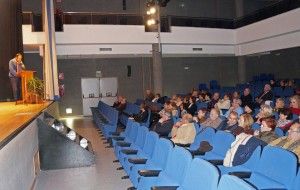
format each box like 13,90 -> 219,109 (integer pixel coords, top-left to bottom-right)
152,43 -> 163,94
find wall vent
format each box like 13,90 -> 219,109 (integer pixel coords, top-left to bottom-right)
192,48 -> 203,51
99,48 -> 112,51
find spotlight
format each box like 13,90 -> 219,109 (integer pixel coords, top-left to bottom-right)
147,19 -> 156,26
149,7 -> 156,14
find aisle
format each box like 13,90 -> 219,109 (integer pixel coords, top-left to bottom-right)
34,117 -> 132,190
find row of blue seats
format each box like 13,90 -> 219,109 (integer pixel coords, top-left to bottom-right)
111,120 -> 300,189
119,103 -> 140,126
91,101 -> 119,139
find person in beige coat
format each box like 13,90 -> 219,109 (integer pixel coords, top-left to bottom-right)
171,114 -> 196,145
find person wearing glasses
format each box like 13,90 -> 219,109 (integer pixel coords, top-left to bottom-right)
270,122 -> 300,161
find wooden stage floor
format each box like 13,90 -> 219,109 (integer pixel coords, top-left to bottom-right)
0,101 -> 52,146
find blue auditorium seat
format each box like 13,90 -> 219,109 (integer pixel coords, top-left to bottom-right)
217,174 -> 256,190
137,147 -> 192,190
129,138 -> 173,187
189,127 -> 216,151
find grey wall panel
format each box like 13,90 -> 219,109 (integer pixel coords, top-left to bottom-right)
0,117 -> 39,190
57,57 -> 152,116
162,56 -> 238,96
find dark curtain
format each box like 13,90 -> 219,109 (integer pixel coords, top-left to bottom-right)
0,0 -> 23,101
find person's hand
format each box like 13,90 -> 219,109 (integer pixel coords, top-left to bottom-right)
254,130 -> 260,136
128,117 -> 134,120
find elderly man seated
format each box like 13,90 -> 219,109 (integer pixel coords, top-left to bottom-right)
270,122 -> 300,161
224,98 -> 244,118
171,114 -> 196,146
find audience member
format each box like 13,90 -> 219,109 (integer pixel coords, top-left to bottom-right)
224,98 -> 244,118
187,96 -> 197,116
129,103 -> 148,124
152,93 -> 161,103
215,94 -> 231,110
145,89 -> 154,102
270,79 -> 276,88
254,117 -> 278,143
237,113 -> 254,135
270,122 -> 300,161
279,79 -> 287,90
113,96 -> 123,108
193,108 -> 207,125
255,104 -> 273,124
241,88 -> 253,108
290,95 -> 300,115
153,111 -> 174,137
201,108 -> 222,129
207,92 -> 220,109
274,98 -> 285,112
255,84 -> 273,106
171,114 -> 196,146
221,111 -> 239,133
179,103 -> 188,118
115,97 -> 127,112
232,91 -> 240,99
276,108 -> 292,130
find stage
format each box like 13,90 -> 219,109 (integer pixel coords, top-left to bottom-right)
0,101 -> 52,147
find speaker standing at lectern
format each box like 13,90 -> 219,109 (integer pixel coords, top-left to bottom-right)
8,53 -> 25,101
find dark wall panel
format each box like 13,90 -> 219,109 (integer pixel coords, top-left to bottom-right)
0,0 -> 23,101
23,53 -> 43,80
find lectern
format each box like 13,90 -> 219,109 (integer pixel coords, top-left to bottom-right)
18,70 -> 36,104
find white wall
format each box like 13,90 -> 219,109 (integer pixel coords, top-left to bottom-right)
235,8 -> 300,55
22,8 -> 300,56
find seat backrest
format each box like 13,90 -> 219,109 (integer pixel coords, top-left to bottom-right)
127,121 -> 139,142
217,174 -> 256,190
211,131 -> 235,157
189,127 -> 216,150
142,131 -> 159,157
134,125 -> 148,149
291,167 -> 300,190
242,146 -> 262,169
150,138 -> 173,169
163,146 -> 192,184
254,145 -> 298,187
180,158 -> 219,190
275,127 -> 285,137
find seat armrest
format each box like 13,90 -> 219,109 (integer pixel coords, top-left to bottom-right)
228,172 -> 252,178
175,143 -> 191,147
190,149 -> 205,156
138,170 -> 161,177
116,141 -> 131,147
151,186 -> 179,190
207,160 -> 223,165
109,132 -> 120,136
128,158 -> 147,164
111,136 -> 125,141
121,149 -> 138,155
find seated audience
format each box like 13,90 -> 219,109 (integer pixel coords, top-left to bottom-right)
191,90 -> 199,98
215,94 -> 231,110
153,111 -> 174,137
224,98 -> 244,118
201,108 -> 222,129
112,96 -> 123,108
171,114 -> 196,146
187,96 -> 197,116
171,102 -> 179,118
244,105 -> 254,116
145,89 -> 154,102
232,91 -> 240,99
208,92 -> 220,109
179,103 -> 188,118
255,104 -> 273,124
116,97 -> 127,112
279,79 -> 287,90
274,98 -> 285,112
152,93 -> 162,103
130,103 -> 149,123
193,108 -> 207,125
221,111 -> 239,132
276,108 -> 292,130
254,117 -> 278,143
290,95 -> 300,115
270,79 -> 276,88
255,84 -> 273,107
237,113 -> 255,135
270,122 -> 300,161
241,88 -> 253,108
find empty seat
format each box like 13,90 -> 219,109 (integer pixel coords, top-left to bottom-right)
217,174 -> 256,190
